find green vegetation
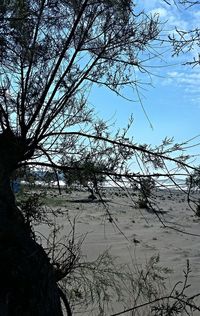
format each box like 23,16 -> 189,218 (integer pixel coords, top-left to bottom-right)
63,159 -> 107,198
137,177 -> 155,209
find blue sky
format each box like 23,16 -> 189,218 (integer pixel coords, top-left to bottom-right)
90,1 -> 200,164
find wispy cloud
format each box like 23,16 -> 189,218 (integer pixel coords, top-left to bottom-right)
168,71 -> 200,84
150,7 -> 168,18
137,0 -> 200,103
154,7 -> 189,31
166,70 -> 200,96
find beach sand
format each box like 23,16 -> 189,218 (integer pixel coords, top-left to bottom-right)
37,187 -> 200,315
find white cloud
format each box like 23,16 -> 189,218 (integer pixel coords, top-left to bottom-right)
191,96 -> 200,106
184,87 -> 200,94
193,10 -> 200,18
150,7 -> 168,18
168,71 -> 200,82
167,14 -> 188,31
165,70 -> 200,96
137,0 -> 199,80
168,71 -> 179,77
136,0 -> 190,32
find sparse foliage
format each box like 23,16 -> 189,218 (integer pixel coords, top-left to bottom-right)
186,168 -> 200,216
17,192 -> 48,226
137,177 -> 155,209
166,0 -> 200,66
63,158 -> 107,197
186,166 -> 200,190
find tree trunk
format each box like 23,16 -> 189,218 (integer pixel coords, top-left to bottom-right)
0,131 -> 64,315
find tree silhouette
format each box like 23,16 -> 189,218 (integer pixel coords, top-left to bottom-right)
166,0 -> 200,66
63,158 -> 107,198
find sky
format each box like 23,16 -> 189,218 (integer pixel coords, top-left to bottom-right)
90,0 -> 200,165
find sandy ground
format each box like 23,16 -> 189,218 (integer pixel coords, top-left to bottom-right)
37,188 -> 200,315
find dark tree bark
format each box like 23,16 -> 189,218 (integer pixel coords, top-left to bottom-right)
0,130 -> 63,316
